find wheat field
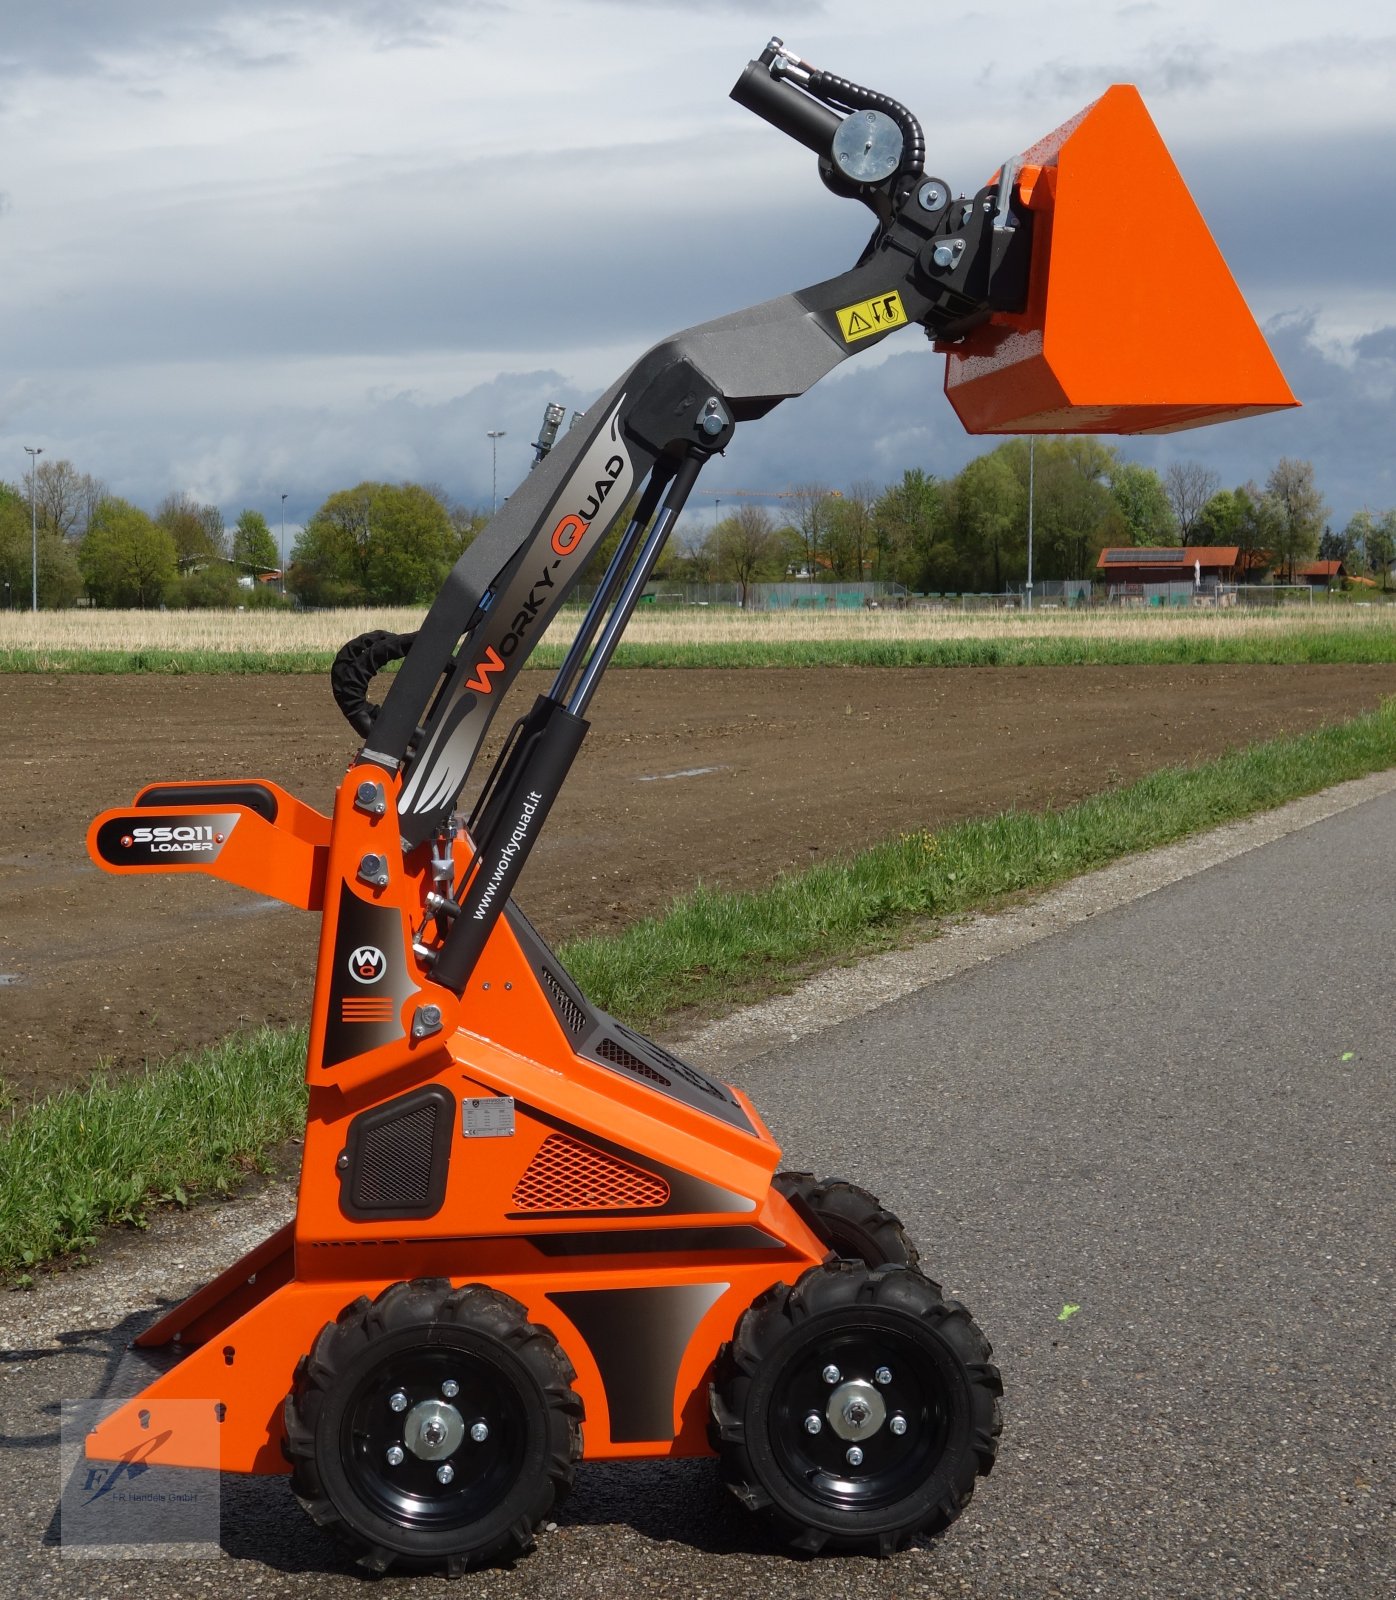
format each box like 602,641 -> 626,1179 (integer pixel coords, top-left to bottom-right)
3,602 -> 1395,658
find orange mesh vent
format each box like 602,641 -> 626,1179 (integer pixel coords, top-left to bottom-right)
511,1134 -> 670,1212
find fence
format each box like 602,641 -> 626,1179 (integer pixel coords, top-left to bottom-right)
564,580 -> 910,610
1225,584 -> 1316,607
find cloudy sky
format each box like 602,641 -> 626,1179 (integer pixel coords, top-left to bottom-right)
3,0 -> 1394,552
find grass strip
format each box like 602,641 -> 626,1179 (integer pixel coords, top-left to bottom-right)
0,1029 -> 307,1283
4,699 -> 1396,1280
6,624 -> 1396,675
563,697 -> 1396,1025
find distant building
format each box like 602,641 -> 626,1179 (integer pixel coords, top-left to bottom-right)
1096,545 -> 1247,602
1294,559 -> 1346,587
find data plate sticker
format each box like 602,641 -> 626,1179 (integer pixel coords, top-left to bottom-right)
835,291 -> 908,343
462,1096 -> 515,1138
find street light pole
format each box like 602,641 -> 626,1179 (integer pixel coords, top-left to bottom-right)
1026,437 -> 1035,612
24,446 -> 43,612
486,430 -> 506,516
280,494 -> 288,597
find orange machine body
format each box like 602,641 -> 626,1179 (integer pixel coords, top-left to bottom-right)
84,771 -> 830,1475
942,84 -> 1298,434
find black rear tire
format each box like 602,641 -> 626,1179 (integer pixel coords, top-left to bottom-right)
710,1261 -> 1001,1556
284,1279 -> 582,1575
773,1171 -> 919,1269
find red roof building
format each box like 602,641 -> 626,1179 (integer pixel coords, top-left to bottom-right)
1096,546 -> 1244,589
1294,559 -> 1346,586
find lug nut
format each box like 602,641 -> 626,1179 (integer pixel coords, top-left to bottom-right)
875,1366 -> 893,1386
436,1463 -> 455,1485
803,1412 -> 822,1435
822,1364 -> 841,1385
846,1446 -> 864,1467
441,1379 -> 460,1399
470,1421 -> 490,1443
385,1445 -> 405,1466
890,1414 -> 908,1436
388,1391 -> 408,1413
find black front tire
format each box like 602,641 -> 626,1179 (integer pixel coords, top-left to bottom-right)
773,1171 -> 920,1269
710,1261 -> 1001,1556
284,1278 -> 582,1576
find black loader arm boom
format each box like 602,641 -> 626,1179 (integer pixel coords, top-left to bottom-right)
333,37 -> 1037,993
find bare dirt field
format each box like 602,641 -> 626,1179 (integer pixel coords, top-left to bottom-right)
4,662 -> 1395,1101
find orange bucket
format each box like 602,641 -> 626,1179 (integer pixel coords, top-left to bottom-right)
941,85 -> 1298,435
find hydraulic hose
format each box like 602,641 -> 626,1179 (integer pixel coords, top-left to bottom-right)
331,628 -> 418,737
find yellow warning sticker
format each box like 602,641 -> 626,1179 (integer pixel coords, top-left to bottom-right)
835,291 -> 908,343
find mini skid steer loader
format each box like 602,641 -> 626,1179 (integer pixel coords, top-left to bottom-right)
84,38 -> 1294,1575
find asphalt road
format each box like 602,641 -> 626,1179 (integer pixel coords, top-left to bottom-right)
1,784 -> 1392,1598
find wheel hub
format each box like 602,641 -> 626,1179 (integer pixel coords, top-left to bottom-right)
403,1397 -> 467,1461
826,1378 -> 886,1441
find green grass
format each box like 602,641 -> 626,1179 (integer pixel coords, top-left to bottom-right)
6,624 -> 1396,674
4,699 -> 1396,1281
0,1029 -> 307,1283
0,647 -> 337,674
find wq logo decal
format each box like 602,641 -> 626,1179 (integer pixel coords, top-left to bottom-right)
347,945 -> 388,984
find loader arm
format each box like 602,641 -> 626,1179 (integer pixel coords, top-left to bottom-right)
329,38 -> 1060,992
321,36 -> 1294,996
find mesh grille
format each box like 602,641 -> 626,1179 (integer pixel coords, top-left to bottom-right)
597,1036 -> 671,1085
616,1025 -> 730,1102
541,967 -> 587,1036
353,1103 -> 437,1209
512,1134 -> 670,1212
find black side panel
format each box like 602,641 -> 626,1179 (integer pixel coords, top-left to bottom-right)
503,904 -> 755,1134
137,782 -> 278,823
533,1226 -> 779,1257
549,1283 -> 729,1442
339,1085 -> 455,1220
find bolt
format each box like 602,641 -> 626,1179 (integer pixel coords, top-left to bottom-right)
423,1419 -> 447,1448
336,1153 -> 349,1170
699,396 -> 727,437
822,1364 -> 841,1385
875,1366 -> 893,1386
846,1445 -> 864,1467
918,180 -> 947,212
441,1379 -> 460,1399
843,1399 -> 871,1427
389,1391 -> 409,1413
803,1412 -> 823,1435
412,1003 -> 444,1040
890,1414 -> 908,1436
385,1445 -> 405,1466
470,1421 -> 490,1444
354,780 -> 387,816
436,1463 -> 455,1485
357,852 -> 389,888
932,242 -> 957,268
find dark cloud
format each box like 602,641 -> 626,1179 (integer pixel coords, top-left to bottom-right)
1165,123 -> 1396,310
0,1 -> 468,77
1355,326 -> 1396,362
1035,39 -> 1215,99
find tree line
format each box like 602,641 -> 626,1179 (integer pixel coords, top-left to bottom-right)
2,445 -> 1388,610
679,447 -> 1386,598
0,459 -> 486,609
